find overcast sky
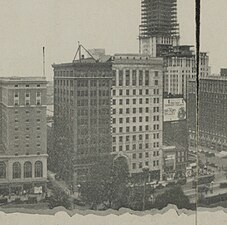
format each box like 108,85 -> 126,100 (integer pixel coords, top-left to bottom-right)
0,0 -> 226,80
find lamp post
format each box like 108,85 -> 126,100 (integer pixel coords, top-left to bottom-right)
142,166 -> 149,211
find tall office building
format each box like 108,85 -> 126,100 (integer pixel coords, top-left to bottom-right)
0,77 -> 48,195
139,0 -> 180,57
111,54 -> 163,181
187,76 -> 227,151
53,53 -> 164,183
52,57 -> 113,183
139,0 -> 210,97
163,47 -> 210,97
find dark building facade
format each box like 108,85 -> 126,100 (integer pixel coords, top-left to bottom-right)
163,120 -> 188,171
188,77 -> 227,151
52,58 -> 113,183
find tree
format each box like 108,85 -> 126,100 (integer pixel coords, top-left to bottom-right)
154,185 -> 191,210
48,184 -> 72,209
109,156 -> 130,209
49,104 -> 74,184
80,157 -> 112,209
80,156 -> 130,210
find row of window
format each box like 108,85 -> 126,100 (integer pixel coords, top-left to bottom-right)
14,92 -> 41,98
112,98 -> 160,105
14,127 -> 41,132
112,142 -> 160,152
15,110 -> 41,114
55,79 -> 111,87
14,142 -> 41,148
0,161 -> 43,179
76,90 -> 110,97
112,117 -> 160,124
14,84 -> 41,88
14,99 -> 41,106
112,115 -> 159,123
112,88 -> 160,96
112,124 -> 160,132
132,160 -> 159,170
132,151 -> 160,159
112,133 -> 160,140
15,135 -> 41,139
77,80 -> 110,87
14,119 -> 41,124
77,108 -> 109,116
112,70 -> 159,87
112,107 -> 160,114
77,99 -> 110,107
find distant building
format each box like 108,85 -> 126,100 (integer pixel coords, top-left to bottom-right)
138,1 -> 210,98
188,76 -> 227,151
139,0 -> 180,57
163,47 -> 210,98
0,77 -> 48,195
53,53 -> 164,183
141,44 -> 210,98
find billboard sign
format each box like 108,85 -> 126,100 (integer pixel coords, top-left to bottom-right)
164,98 -> 186,122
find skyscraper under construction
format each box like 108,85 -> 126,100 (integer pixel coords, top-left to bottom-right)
139,0 -> 180,57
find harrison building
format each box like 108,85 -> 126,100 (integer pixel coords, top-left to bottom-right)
52,52 -> 164,184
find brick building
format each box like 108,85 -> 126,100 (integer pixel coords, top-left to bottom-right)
0,77 -> 48,195
52,57 -> 113,183
188,76 -> 227,151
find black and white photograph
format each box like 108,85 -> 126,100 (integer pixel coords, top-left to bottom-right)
0,0 -> 227,224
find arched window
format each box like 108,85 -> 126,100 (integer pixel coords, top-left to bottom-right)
13,162 -> 21,179
35,161 -> 43,178
24,161 -> 32,178
0,162 -> 6,179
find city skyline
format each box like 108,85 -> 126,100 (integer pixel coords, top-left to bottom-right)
0,0 -> 225,80
0,0 -> 227,214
